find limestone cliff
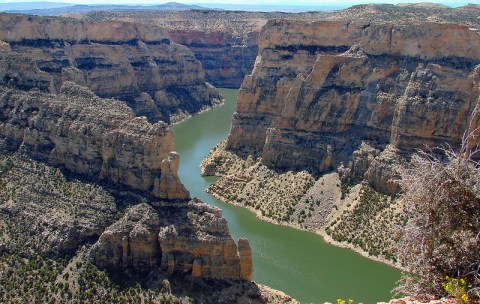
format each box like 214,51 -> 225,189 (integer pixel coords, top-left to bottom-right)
200,20 -> 480,265
0,153 -> 254,286
0,45 -> 254,284
0,13 -> 221,123
225,20 -> 480,194
81,5 -> 480,89
0,81 -> 189,200
91,199 -> 253,281
82,10 -> 291,88
0,79 -> 254,284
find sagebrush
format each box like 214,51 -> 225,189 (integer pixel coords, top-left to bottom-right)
396,139 -> 480,301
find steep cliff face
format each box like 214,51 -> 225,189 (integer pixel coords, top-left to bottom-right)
91,199 -> 253,281
0,153 -> 253,282
81,5 -> 480,90
82,10 -> 287,88
167,28 -> 259,88
0,42 -> 254,283
226,20 -> 480,194
0,82 -> 254,283
0,14 -> 221,123
0,80 -> 189,200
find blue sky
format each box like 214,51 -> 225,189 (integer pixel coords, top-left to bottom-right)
0,0 -> 476,7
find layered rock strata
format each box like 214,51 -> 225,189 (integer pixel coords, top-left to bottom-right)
225,20 -> 480,194
0,13 -> 221,123
0,80 -> 189,200
0,45 -> 254,283
91,199 -> 253,281
82,5 -> 480,89
0,83 -> 254,283
201,20 -> 480,265
82,10 -> 303,88
0,153 -> 254,282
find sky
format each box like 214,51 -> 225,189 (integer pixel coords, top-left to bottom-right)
0,0 -> 476,7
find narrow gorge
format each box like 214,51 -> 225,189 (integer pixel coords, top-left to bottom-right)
202,19 -> 480,266
175,88 -> 400,303
2,4 -> 480,303
83,4 -> 480,89
0,14 -> 221,124
0,13 -> 296,304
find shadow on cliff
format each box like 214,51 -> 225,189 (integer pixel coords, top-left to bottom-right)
101,266 -> 268,304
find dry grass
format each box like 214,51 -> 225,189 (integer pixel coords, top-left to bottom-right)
395,139 -> 480,301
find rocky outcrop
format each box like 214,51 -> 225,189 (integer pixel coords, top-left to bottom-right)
0,154 -> 255,287
0,13 -> 221,123
225,20 -> 480,194
386,297 -> 457,304
0,68 -> 254,285
154,151 -> 189,200
81,5 -> 480,90
0,81 -> 255,283
91,203 -> 161,273
238,237 -> 253,281
0,63 -> 254,282
91,199 -> 253,281
0,81 -> 189,200
82,10 -> 284,88
167,25 -> 259,88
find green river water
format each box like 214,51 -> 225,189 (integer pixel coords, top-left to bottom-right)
172,88 -> 401,304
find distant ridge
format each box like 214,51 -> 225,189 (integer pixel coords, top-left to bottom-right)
0,1 -> 347,15
0,2 -> 208,16
0,1 -> 469,16
0,2 -> 73,11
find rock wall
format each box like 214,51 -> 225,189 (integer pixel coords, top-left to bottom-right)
82,10 -> 285,88
226,20 -> 480,194
91,199 -> 253,281
0,81 -> 189,200
0,13 -> 221,123
0,50 -> 254,282
0,12 -> 256,285
80,5 -> 480,90
167,28 -> 259,88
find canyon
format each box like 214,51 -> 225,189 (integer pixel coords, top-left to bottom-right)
0,14 -> 221,124
2,3 -> 480,303
0,13 -> 288,304
0,78 -> 253,279
82,4 -> 480,90
202,18 -> 480,265
81,10 -> 317,88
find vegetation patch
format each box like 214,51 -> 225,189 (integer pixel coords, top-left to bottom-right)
395,143 -> 480,302
0,153 -> 117,257
326,184 -> 405,262
0,253 -> 187,303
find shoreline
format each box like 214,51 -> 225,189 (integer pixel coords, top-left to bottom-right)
170,98 -> 224,125
207,188 -> 403,271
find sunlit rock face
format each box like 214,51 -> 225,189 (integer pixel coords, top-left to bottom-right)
0,13 -> 221,124
227,20 -> 480,194
0,81 -> 189,200
0,13 -> 254,284
91,200 -> 253,281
